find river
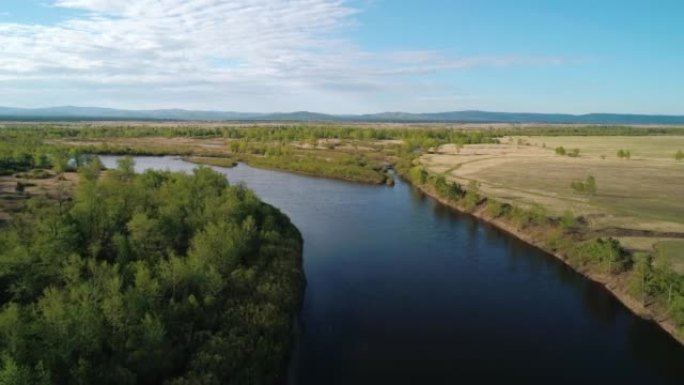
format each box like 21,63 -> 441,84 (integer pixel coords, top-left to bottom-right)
100,156 -> 684,385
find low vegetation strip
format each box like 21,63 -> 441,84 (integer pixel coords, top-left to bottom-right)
0,157 -> 304,384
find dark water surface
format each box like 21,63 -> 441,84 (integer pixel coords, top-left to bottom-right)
101,156 -> 684,385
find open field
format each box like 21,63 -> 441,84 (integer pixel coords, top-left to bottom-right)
421,136 -> 684,257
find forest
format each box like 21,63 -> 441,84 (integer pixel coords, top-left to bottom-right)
0,157 -> 304,384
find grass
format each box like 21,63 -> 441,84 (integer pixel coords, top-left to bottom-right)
421,136 -> 684,259
0,171 -> 78,223
183,156 -> 237,168
655,240 -> 684,274
520,135 -> 684,160
53,136 -> 399,185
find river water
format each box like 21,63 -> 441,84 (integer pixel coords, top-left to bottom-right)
101,156 -> 684,385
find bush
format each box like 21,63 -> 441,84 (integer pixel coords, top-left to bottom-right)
433,176 -> 463,200
617,149 -> 631,159
676,150 -> 684,161
486,199 -> 505,218
509,206 -> 533,228
559,210 -> 579,232
408,166 -> 428,185
573,238 -> 630,273
571,175 -> 597,195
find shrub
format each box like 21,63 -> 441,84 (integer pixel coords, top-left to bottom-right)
676,150 -> 684,161
462,180 -> 480,211
571,175 -> 597,195
617,149 -> 632,159
573,237 -> 630,273
559,210 -> 579,232
486,199 -> 505,218
408,166 -> 428,185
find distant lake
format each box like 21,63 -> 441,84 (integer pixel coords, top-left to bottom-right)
101,156 -> 684,385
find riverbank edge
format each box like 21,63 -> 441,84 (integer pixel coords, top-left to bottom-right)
410,181 -> 684,346
181,154 -> 393,186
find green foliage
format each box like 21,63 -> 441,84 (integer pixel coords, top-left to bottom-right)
617,149 -> 632,159
572,238 -> 630,273
571,175 -> 597,195
509,206 -> 531,228
184,156 -> 237,168
555,146 -> 580,157
559,210 -> 579,232
408,166 -> 428,185
675,150 -> 684,161
567,148 -> 580,157
432,176 -> 464,201
485,199 -> 506,218
527,204 -> 549,226
0,158 -> 303,384
245,152 -> 388,184
463,181 -> 480,212
628,253 -> 655,302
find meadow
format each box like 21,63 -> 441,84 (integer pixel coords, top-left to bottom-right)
421,135 -> 684,269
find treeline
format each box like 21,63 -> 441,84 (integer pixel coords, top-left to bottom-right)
1,125 -> 499,184
500,125 -> 684,137
0,139 -> 54,175
0,158 -> 304,384
1,124 -> 500,145
246,153 -> 391,185
400,163 -> 684,330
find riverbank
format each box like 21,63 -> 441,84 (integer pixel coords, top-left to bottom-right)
411,180 -> 684,346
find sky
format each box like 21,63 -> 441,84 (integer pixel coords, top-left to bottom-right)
0,0 -> 682,114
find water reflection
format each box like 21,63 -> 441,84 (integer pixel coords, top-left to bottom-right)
100,156 -> 684,385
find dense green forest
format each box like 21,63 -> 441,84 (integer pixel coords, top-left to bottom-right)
0,157 -> 304,384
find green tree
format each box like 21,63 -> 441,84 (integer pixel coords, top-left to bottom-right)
629,253 -> 654,304
675,150 -> 684,161
0,166 -> 304,384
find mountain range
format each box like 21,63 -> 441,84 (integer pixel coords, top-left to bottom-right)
1,106 -> 684,125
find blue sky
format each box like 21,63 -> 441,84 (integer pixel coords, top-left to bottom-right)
0,0 -> 682,114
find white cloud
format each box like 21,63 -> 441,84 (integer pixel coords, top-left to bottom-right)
0,0 -> 567,112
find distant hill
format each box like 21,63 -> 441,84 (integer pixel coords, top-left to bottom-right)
1,106 -> 684,125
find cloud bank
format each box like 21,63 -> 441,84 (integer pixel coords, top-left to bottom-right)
0,0 -> 566,112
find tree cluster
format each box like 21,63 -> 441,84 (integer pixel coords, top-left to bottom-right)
0,157 -> 304,385
617,149 -> 632,159
571,176 -> 597,195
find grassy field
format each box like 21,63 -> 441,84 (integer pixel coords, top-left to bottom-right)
421,135 -> 684,259
656,240 -> 684,274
